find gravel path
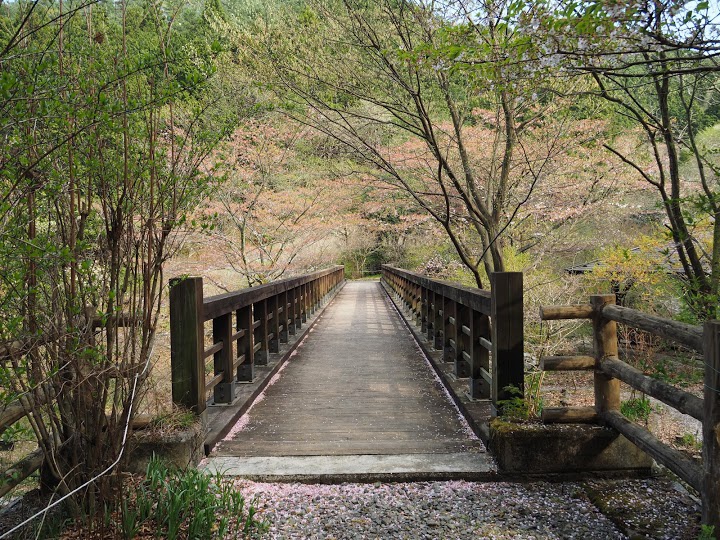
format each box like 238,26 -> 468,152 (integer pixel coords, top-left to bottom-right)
236,477 -> 700,539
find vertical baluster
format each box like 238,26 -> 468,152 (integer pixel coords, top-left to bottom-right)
455,303 -> 470,378
236,305 -> 254,382
443,297 -> 457,363
469,309 -> 490,399
280,290 -> 289,343
421,286 -> 429,334
253,299 -> 269,365
212,312 -> 235,404
433,293 -> 444,350
268,294 -> 280,353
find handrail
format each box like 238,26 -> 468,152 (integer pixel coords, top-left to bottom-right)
381,265 -> 523,413
169,266 -> 345,414
540,293 -> 720,528
203,266 -> 343,321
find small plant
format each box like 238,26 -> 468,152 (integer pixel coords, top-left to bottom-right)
699,524 -> 716,540
114,456 -> 268,539
677,433 -> 703,452
497,385 -> 530,421
621,394 -> 652,424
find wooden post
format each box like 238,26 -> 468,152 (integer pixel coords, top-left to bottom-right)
212,312 -> 235,404
421,287 -> 429,334
491,272 -> 524,414
433,294 -> 444,350
590,294 -> 620,414
455,303 -> 470,378
287,288 -> 297,336
295,286 -> 303,329
280,290 -> 289,343
169,277 -> 206,416
703,320 -> 720,531
443,297 -> 456,363
301,283 -> 308,322
426,290 -> 435,341
414,284 -> 422,326
268,294 -> 280,353
236,305 -> 254,382
254,299 -> 269,365
469,310 -> 490,399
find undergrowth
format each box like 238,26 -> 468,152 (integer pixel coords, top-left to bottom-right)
31,456 -> 268,539
118,457 -> 268,539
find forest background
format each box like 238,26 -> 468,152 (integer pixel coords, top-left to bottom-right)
0,0 -> 719,520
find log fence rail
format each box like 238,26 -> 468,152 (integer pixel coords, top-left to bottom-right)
540,295 -> 720,529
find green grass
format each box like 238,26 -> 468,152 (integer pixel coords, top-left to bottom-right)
621,395 -> 652,424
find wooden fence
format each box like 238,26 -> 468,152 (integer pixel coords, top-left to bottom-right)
540,294 -> 720,529
170,266 -> 345,416
381,265 -> 523,412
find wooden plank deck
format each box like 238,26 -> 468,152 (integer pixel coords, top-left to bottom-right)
212,280 -> 485,458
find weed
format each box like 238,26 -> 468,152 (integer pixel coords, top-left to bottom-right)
621,394 -> 652,424
699,524 -> 716,540
677,433 -> 703,451
72,456 -> 271,539
497,385 -> 530,421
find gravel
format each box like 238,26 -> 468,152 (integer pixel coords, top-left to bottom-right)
236,476 -> 701,539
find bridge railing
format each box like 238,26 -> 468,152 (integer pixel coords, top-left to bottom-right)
381,265 -> 523,413
540,294 -> 720,529
170,266 -> 345,416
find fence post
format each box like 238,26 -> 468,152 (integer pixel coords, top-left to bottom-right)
254,299 -> 269,365
268,295 -> 280,353
469,310 -> 491,399
455,304 -> 470,378
443,297 -> 456,363
703,320 -> 720,530
433,294 -> 444,350
237,305 -> 254,382
170,277 -> 206,417
421,287 -> 429,334
590,294 -> 620,414
212,312 -> 235,404
491,272 -> 524,414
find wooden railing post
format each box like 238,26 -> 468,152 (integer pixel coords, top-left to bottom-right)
443,297 -> 456,362
703,320 -> 720,531
426,290 -> 436,341
170,277 -> 206,416
590,294 -> 620,414
254,299 -> 269,365
236,305 -> 254,382
212,312 -> 235,404
301,283 -> 309,322
470,310 -> 491,399
280,291 -> 295,343
268,295 -> 280,353
421,287 -> 429,334
491,272 -> 524,413
455,303 -> 470,378
413,284 -> 421,325
294,286 -> 303,329
433,294 -> 444,350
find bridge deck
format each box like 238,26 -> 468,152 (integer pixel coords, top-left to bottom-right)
212,280 -> 486,459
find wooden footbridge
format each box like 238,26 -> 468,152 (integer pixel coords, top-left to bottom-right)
169,266 -> 523,479
166,265 -> 720,527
